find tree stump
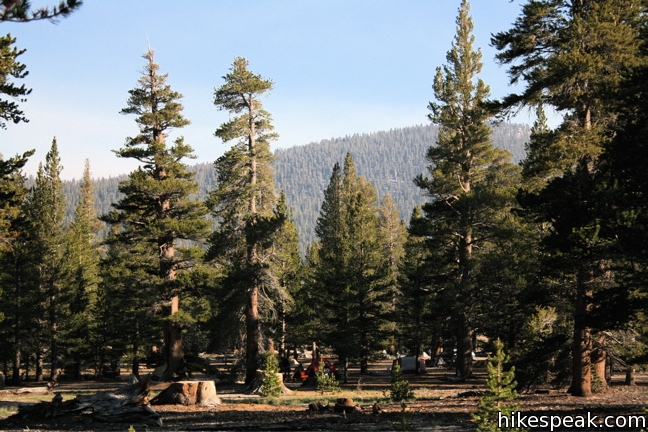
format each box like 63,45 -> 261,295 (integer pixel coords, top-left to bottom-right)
334,398 -> 355,413
151,381 -> 220,406
0,373 -> 5,390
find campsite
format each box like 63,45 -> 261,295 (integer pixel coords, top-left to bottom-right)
2,356 -> 648,431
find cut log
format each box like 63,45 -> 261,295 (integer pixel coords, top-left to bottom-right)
150,381 -> 221,406
8,374 -> 162,427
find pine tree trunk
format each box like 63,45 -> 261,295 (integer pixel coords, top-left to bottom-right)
591,333 -> 607,392
456,228 -> 473,379
12,340 -> 21,384
571,323 -> 592,397
160,223 -> 183,380
360,358 -> 368,374
280,302 -> 286,358
132,316 -> 140,379
456,311 -> 473,378
244,101 -> 261,386
23,355 -> 30,381
625,367 -> 635,386
35,349 -> 43,382
245,286 -> 260,385
360,327 -> 369,374
163,296 -> 183,379
50,302 -> 59,382
343,357 -> 349,385
570,261 -> 596,397
13,267 -> 23,384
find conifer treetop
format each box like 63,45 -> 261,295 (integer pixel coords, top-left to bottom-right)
213,57 -> 278,146
422,0 -> 497,198
117,48 -> 192,169
0,34 -> 30,129
1,0 -> 82,23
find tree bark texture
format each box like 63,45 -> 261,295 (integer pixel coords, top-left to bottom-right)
571,268 -> 593,397
455,228 -> 473,378
591,332 -> 607,391
245,286 -> 260,385
456,311 -> 473,379
625,368 -> 635,386
132,316 -> 141,379
35,348 -> 43,382
163,296 -> 183,379
151,381 -> 220,406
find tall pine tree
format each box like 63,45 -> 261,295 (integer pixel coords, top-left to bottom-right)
312,153 -> 390,381
378,194 -> 407,355
492,0 -> 645,396
24,139 -> 69,381
415,0 -> 519,378
208,57 -> 286,384
103,48 -> 209,379
0,164 -> 32,383
398,205 -> 434,374
269,191 -> 301,358
65,160 -> 102,379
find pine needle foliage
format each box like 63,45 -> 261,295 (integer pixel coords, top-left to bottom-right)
0,0 -> 82,23
472,339 -> 525,432
315,365 -> 341,394
390,363 -> 414,401
0,34 -> 30,129
260,350 -> 282,398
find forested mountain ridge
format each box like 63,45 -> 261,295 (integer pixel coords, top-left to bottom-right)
270,122 -> 528,248
61,122 -> 529,250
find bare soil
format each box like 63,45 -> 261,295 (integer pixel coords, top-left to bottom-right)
1,361 -> 647,431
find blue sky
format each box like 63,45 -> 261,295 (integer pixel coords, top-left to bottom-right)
2,0 -> 533,180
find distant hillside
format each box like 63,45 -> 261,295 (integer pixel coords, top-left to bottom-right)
272,122 -> 528,249
64,122 -> 530,251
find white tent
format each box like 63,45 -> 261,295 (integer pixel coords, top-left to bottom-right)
398,356 -> 426,373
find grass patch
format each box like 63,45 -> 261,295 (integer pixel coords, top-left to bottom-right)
0,403 -> 20,419
0,392 -> 80,419
221,389 -> 403,406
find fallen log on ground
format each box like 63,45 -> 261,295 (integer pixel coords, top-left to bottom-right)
11,386 -> 51,394
6,375 -> 162,427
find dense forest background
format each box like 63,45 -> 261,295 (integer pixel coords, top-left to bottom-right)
61,122 -> 529,251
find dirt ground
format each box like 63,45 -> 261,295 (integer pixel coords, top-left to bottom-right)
1,361 -> 648,431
